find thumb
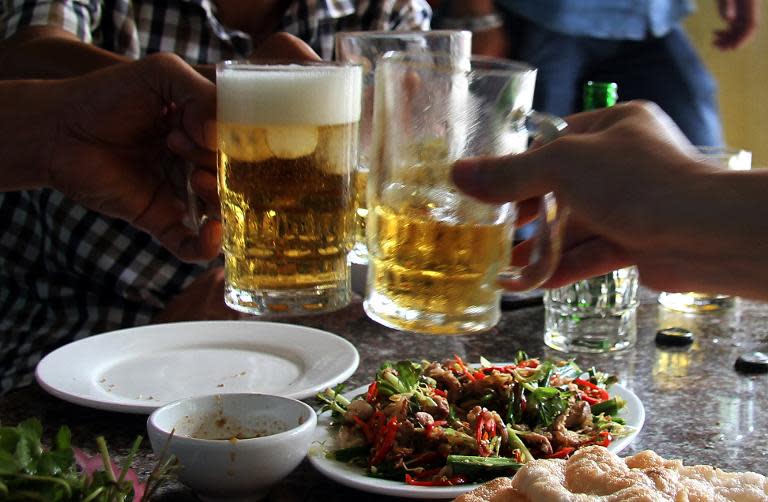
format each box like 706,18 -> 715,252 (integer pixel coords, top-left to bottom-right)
141,53 -> 217,151
252,32 -> 322,61
718,0 -> 736,20
451,139 -> 573,204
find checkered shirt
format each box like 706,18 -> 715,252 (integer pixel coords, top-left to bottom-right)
0,0 -> 431,394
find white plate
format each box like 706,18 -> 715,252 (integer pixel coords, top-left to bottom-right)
36,321 -> 359,414
308,382 -> 644,499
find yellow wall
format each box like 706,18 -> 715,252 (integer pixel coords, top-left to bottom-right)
685,4 -> 768,166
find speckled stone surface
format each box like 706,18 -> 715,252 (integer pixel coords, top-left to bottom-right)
2,288 -> 767,501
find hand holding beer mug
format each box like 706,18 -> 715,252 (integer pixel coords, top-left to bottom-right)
335,30 -> 472,264
363,52 -> 567,335
217,62 -> 362,315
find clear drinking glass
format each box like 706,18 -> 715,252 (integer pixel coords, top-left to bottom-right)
335,30 -> 472,264
657,146 -> 752,313
216,61 -> 362,315
363,52 -> 568,335
544,267 -> 640,353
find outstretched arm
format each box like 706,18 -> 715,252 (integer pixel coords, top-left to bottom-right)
0,25 -> 130,78
0,53 -> 219,261
452,101 -> 768,300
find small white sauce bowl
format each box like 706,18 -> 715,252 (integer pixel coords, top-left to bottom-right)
147,393 -> 317,501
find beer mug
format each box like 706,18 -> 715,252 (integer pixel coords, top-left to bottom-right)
363,52 -> 567,335
216,61 -> 362,315
335,30 -> 472,264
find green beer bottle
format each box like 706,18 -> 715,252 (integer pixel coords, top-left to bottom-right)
544,79 -> 639,353
582,81 -> 618,110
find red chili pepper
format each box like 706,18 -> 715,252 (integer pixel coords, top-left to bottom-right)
474,410 -> 497,457
424,420 -> 447,439
517,359 -> 540,368
432,388 -> 447,398
546,447 -> 575,459
589,431 -> 612,447
351,415 -> 375,443
370,416 -> 398,465
453,355 -> 477,382
474,414 -> 484,443
370,410 -> 386,435
573,378 -> 610,404
366,381 -> 378,403
405,474 -> 468,486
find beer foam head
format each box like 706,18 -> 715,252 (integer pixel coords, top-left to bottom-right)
218,63 -> 362,126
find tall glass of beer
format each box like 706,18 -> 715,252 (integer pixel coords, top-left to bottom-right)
216,61 -> 362,315
364,52 -> 568,335
335,31 -> 472,265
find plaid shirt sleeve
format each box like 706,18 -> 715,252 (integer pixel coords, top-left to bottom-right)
385,0 -> 432,31
0,0 -> 101,41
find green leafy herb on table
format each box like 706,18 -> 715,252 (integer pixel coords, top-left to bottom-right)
317,354 -> 629,487
0,418 -> 178,501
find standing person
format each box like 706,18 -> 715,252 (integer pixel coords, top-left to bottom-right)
0,1 -> 432,394
431,0 -> 760,147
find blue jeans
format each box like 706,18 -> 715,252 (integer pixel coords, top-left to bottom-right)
508,19 -> 723,146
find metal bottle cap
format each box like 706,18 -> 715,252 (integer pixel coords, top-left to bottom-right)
735,352 -> 768,373
655,327 -> 694,346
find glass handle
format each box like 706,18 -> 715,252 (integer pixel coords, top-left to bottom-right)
500,111 -> 569,291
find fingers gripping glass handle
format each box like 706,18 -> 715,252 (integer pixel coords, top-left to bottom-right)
500,111 -> 569,291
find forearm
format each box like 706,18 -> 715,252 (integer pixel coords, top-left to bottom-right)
440,0 -> 496,16
435,0 -> 509,57
0,80 -> 61,189
657,169 -> 768,299
0,27 -> 129,78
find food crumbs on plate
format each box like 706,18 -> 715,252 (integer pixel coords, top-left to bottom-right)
230,452 -> 237,462
217,384 -> 224,388
228,437 -> 238,445
298,416 -> 305,425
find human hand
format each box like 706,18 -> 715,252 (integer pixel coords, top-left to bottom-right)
452,101 -> 768,297
713,0 -> 760,50
472,28 -> 513,58
48,52 -> 219,262
152,267 -> 242,323
188,32 -> 321,218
